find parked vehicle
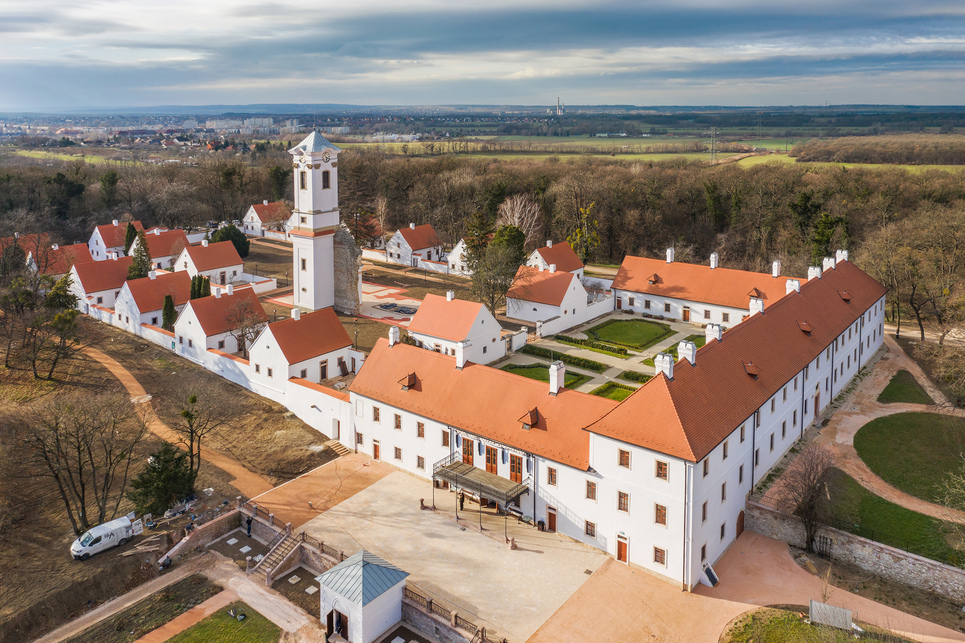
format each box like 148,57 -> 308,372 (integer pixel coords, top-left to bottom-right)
70,517 -> 133,560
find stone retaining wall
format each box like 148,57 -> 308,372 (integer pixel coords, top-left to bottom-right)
746,500 -> 965,602
402,601 -> 470,643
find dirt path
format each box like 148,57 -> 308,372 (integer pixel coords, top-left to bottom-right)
763,335 -> 965,525
84,347 -> 274,499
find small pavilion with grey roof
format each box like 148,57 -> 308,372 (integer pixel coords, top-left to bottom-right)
316,550 -> 409,643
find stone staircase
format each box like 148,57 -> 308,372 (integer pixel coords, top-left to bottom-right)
251,533 -> 299,583
324,439 -> 351,457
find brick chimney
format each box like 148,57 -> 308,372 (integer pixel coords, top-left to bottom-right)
771,260 -> 781,278
388,326 -> 400,347
710,252 -> 719,269
666,247 -> 675,263
446,290 -> 455,302
705,323 -> 723,344
455,340 -> 470,370
808,266 -> 822,280
678,340 -> 697,365
654,352 -> 674,379
749,297 -> 764,316
546,240 -> 553,248
786,279 -> 800,295
548,360 -> 565,395
291,308 -> 301,321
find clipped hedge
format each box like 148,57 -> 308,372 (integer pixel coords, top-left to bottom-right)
553,335 -> 629,356
619,370 -> 652,383
519,345 -> 608,372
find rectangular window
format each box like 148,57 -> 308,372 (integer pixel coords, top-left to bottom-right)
151,316 -> 158,326
373,407 -> 380,422
417,422 -> 425,438
701,544 -> 707,561
722,441 -> 728,460
417,456 -> 425,470
793,410 -> 798,426
322,170 -> 330,189
770,398 -> 775,413
655,504 -> 667,526
300,258 -> 306,271
547,467 -> 557,486
510,454 -> 522,483
654,547 -> 666,566
782,421 -> 787,439
618,491 -> 629,512
769,434 -> 775,451
394,447 -> 402,460
299,171 -> 307,189
179,336 -> 183,345
720,523 -> 726,541
755,449 -> 760,466
356,432 -> 363,445
722,312 -> 730,323
739,464 -> 744,484
783,387 -> 788,402
644,299 -> 651,309
704,309 -> 710,320
754,409 -> 761,426
218,339 -> 225,350
740,424 -> 745,443
394,414 -> 402,430
586,480 -> 597,500
618,449 -> 631,468
442,430 -> 449,447
702,501 -> 707,523
266,367 -> 272,377
794,376 -> 798,391
664,302 -> 671,313
628,296 -> 635,306
300,368 -> 307,378
585,521 -> 596,538
703,459 -> 709,477
656,461 -> 668,480
254,363 -> 260,373
187,339 -> 193,348
721,483 -> 727,503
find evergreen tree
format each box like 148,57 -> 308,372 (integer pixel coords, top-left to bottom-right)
44,274 -> 78,311
127,443 -> 195,516
463,211 -> 493,273
127,231 -> 153,280
210,224 -> 250,258
123,222 -> 138,254
200,277 -> 211,297
490,225 -> 527,267
161,294 -> 176,330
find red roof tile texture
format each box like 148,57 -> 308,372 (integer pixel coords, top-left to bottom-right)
506,265 -> 577,307
183,241 -> 243,272
251,201 -> 291,224
184,288 -> 267,337
533,242 -> 584,273
406,294 -> 485,342
267,308 -> 351,365
34,243 -> 93,276
611,256 -> 795,310
398,224 -> 441,251
586,261 -> 887,462
140,229 -> 189,259
350,339 -> 619,469
125,271 -> 191,313
95,221 -> 143,248
73,256 -> 134,294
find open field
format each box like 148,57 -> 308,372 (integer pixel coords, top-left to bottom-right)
735,152 -> 965,173
877,369 -> 934,405
11,150 -> 139,166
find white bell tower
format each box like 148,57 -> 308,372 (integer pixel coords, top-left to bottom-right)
289,132 -> 342,311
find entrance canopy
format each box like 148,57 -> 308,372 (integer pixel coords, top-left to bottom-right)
433,452 -> 529,506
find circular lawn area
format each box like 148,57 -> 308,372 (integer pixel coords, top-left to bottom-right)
853,412 -> 965,505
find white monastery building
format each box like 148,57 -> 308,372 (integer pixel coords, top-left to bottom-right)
88,220 -> 143,260
174,286 -> 268,361
129,228 -> 189,270
242,200 -> 292,237
28,243 -> 93,279
405,292 -> 506,365
526,240 -> 584,278
174,240 -> 243,285
385,223 -> 444,269
113,270 -> 191,334
70,255 -> 134,310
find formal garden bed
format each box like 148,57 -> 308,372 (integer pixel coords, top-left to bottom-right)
518,345 -> 608,372
585,319 -> 674,351
589,382 -> 637,401
501,363 -> 593,389
877,369 -> 933,405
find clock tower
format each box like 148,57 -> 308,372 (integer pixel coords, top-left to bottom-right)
289,131 -> 342,311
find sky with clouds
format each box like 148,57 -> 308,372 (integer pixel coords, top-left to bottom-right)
1,0 -> 964,111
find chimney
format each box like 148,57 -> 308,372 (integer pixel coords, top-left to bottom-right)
786,279 -> 801,295
51,244 -> 59,251
822,256 -> 835,272
548,360 -> 565,395
538,264 -> 544,272
226,284 -> 233,295
388,326 -> 400,347
771,260 -> 781,278
678,340 -> 697,365
214,289 -> 221,298
808,266 -> 822,280
409,222 -> 416,230
455,340 -> 469,370
666,247 -> 675,263
263,199 -> 269,206
546,240 -> 553,248
148,270 -> 157,280
112,220 -> 119,226
13,232 -> 19,239
446,290 -> 454,302
549,264 -> 557,274
654,352 -> 674,379
835,249 -> 849,264
710,252 -> 719,269
749,297 -> 764,316
109,252 -> 118,260
705,323 -> 723,344
153,228 -> 161,235
202,239 -> 209,247
291,308 -> 301,321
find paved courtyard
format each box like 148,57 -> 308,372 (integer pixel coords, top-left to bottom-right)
299,471 -> 609,642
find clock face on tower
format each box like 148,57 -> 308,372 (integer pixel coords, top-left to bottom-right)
322,152 -> 331,163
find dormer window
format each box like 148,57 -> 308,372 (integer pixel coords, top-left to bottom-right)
399,372 -> 417,391
743,361 -> 759,377
519,408 -> 539,430
798,320 -> 813,333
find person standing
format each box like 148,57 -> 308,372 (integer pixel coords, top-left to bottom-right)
245,515 -> 253,538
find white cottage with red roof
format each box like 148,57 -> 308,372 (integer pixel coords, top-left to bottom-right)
505,264 -> 599,335
406,292 -> 505,364
242,200 -> 292,237
27,243 -> 93,279
174,287 -> 268,362
173,240 -> 243,285
129,228 -> 189,270
526,240 -> 584,278
88,220 -> 143,260
114,270 -> 191,333
385,223 -> 444,269
70,255 -> 134,310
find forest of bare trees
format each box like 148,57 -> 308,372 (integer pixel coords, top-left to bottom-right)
791,134 -> 965,165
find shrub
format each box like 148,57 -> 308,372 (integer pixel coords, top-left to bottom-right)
619,370 -> 652,383
519,345 -> 608,372
553,335 -> 629,356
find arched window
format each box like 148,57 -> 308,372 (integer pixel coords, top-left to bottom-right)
299,171 -> 307,190
322,170 -> 331,189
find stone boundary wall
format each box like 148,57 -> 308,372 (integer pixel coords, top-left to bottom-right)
746,500 -> 965,602
402,601 -> 471,643
163,507 -> 241,562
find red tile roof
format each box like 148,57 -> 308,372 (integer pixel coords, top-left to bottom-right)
585,261 -> 887,462
406,294 -> 485,342
95,221 -> 143,249
0,233 -> 51,256
398,224 -> 441,251
35,244 -> 93,276
611,256 -> 795,310
267,308 -> 351,364
506,265 -> 577,307
250,201 -> 291,224
350,339 -> 619,469
140,229 -> 189,259
185,289 -> 268,337
73,257 -> 134,294
183,241 -> 243,272
125,271 -> 191,313
533,242 -> 584,273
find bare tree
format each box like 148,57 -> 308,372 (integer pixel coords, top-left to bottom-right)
374,195 -> 390,247
225,298 -> 267,358
777,443 -> 834,553
470,244 -> 518,316
159,375 -> 234,479
14,391 -> 147,534
496,193 -> 542,251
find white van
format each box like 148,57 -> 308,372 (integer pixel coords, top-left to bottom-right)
70,517 -> 133,560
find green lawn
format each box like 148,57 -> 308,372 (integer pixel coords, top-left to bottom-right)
589,382 -> 637,401
167,601 -> 280,643
501,363 -> 592,389
725,607 -> 912,642
824,468 -> 963,565
877,369 -> 934,405
853,412 -> 965,504
587,319 -> 674,351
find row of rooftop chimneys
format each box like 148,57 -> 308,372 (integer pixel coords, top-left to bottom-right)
670,248 -> 849,277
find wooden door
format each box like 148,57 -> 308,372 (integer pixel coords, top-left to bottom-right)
617,535 -> 628,563
737,510 -> 745,538
510,454 -> 522,483
219,271 -> 226,285
814,392 -> 820,415
547,507 -> 557,532
462,438 -> 474,465
616,298 -> 623,310
373,440 -> 380,461
682,307 -> 690,322
486,447 -> 498,474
